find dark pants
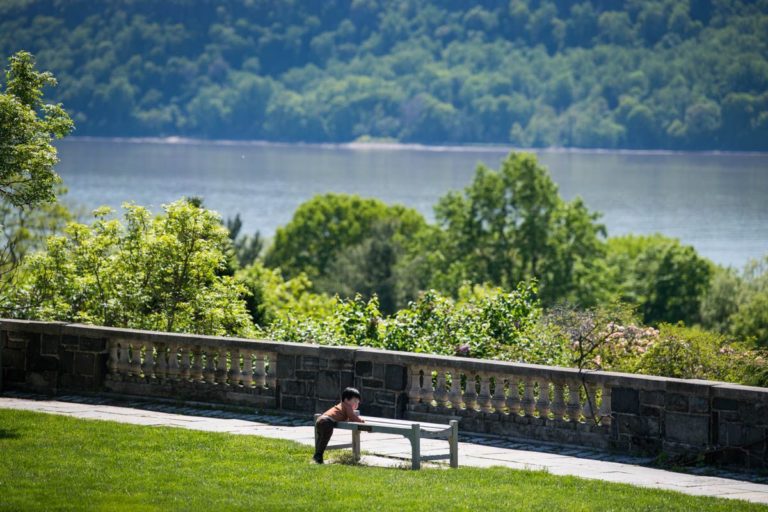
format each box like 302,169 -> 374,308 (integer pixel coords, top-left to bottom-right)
314,417 -> 336,462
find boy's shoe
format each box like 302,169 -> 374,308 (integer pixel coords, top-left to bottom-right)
311,455 -> 324,464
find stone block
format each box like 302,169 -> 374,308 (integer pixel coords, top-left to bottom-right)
612,387 -> 640,414
280,380 -> 306,396
29,354 -> 59,372
665,393 -> 689,412
640,405 -> 661,418
690,395 -> 710,414
317,371 -> 341,399
738,402 -> 768,426
41,334 -> 60,356
384,364 -> 407,391
302,356 -> 320,370
713,397 -> 739,411
61,335 -> 79,348
374,391 -> 396,406
665,411 -> 710,447
372,363 -> 385,381
640,390 -> 664,407
2,349 -> 25,370
616,413 -> 660,437
294,370 -> 316,380
363,404 -> 386,417
79,337 -> 107,353
362,378 -> 382,389
276,356 -> 296,379
74,352 -> 95,376
355,360 -> 373,377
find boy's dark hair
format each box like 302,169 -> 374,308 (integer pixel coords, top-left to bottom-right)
341,387 -> 361,401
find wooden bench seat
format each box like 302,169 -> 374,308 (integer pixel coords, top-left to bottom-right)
314,414 -> 459,470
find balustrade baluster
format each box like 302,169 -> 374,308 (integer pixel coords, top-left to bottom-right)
463,373 -> 478,411
521,377 -> 535,417
242,351 -> 254,388
266,354 -> 277,388
420,368 -> 435,406
179,346 -> 191,381
117,342 -> 131,376
155,343 -> 167,380
551,381 -> 566,421
478,374 -> 492,412
215,348 -> 228,384
566,380 -> 582,422
143,342 -> 155,380
203,349 -> 216,384
191,346 -> 204,382
229,349 -> 242,386
448,370 -> 463,409
253,352 -> 266,387
407,367 -> 422,405
434,369 -> 448,408
129,342 -> 142,377
491,375 -> 507,413
506,376 -> 521,415
536,379 -> 551,418
598,383 -> 612,426
583,382 -> 598,423
167,343 -> 179,380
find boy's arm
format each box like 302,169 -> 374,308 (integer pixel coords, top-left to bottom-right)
342,401 -> 365,423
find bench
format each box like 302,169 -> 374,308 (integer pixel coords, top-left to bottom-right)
314,414 -> 459,470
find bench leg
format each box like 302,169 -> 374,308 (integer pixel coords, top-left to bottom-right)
352,429 -> 361,462
410,424 -> 421,470
449,420 -> 459,468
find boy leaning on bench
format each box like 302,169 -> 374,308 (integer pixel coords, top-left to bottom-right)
312,387 -> 365,464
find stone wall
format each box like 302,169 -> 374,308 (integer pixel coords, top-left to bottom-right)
2,319 -> 766,469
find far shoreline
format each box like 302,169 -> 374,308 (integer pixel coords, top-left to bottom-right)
60,136 -> 768,158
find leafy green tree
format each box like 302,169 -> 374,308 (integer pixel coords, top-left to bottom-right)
10,199 -> 255,337
730,256 -> 768,347
264,193 -> 427,284
0,51 -> 73,208
604,234 -> 712,325
433,152 -> 605,305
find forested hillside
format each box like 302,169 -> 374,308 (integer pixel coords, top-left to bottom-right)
2,0 -> 767,149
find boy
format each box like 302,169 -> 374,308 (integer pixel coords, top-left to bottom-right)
312,387 -> 365,464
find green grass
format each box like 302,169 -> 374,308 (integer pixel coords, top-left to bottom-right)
0,409 -> 764,512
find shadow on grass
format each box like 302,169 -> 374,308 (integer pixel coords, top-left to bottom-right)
0,428 -> 21,440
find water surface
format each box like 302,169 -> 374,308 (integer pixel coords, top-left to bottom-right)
55,139 -> 768,268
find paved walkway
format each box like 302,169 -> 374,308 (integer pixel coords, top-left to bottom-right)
2,393 -> 767,505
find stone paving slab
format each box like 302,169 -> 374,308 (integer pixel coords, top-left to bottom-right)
1,394 -> 767,506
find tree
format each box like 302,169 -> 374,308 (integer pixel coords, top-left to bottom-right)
604,234 -> 712,325
9,199 -> 255,337
264,193 -> 427,283
433,152 -> 605,305
0,51 -> 73,208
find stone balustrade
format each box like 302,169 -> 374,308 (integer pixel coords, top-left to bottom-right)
105,335 -> 277,406
2,319 -> 767,469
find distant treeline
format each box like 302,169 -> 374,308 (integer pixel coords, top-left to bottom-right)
2,0 -> 767,150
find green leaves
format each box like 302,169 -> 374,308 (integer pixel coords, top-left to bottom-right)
0,51 -> 73,208
11,200 -> 255,337
433,152 -> 605,306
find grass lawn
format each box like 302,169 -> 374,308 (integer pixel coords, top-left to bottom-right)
0,409 -> 764,511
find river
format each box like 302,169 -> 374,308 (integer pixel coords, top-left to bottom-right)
54,138 -> 768,268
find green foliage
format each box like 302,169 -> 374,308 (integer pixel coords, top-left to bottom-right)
432,152 -> 605,306
0,51 -> 72,208
235,260 -> 335,328
632,323 -> 763,384
8,199 -> 255,337
225,213 -> 263,268
264,193 -> 427,291
730,256 -> 768,347
2,2 -> 767,149
605,234 -> 712,326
